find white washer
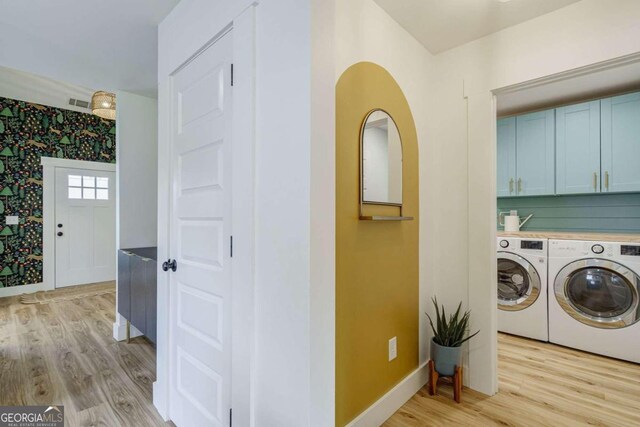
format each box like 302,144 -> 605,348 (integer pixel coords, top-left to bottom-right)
497,237 -> 548,341
548,239 -> 640,363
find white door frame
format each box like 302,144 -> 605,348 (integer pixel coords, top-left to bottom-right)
41,156 -> 117,291
154,6 -> 256,424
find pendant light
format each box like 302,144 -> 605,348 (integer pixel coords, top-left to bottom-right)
91,91 -> 116,120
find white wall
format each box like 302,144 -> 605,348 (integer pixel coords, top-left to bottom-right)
156,0 -> 640,425
334,0 -> 640,406
428,0 -> 640,395
363,127 -> 390,202
254,0 -> 312,424
310,0 -> 336,424
158,1 -> 336,425
115,91 -> 158,249
113,90 -> 157,342
387,125 -> 402,203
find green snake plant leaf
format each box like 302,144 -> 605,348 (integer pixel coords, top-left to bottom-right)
427,297 -> 480,348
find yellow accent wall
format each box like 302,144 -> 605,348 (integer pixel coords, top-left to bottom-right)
336,62 -> 419,426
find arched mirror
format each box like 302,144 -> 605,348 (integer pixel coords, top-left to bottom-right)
361,109 -> 403,206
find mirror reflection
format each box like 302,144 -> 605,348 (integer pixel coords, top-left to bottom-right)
362,109 -> 402,205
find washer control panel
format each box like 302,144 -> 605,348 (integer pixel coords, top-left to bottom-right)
621,245 -> 640,256
499,240 -> 509,248
549,240 -> 615,258
521,240 -> 544,250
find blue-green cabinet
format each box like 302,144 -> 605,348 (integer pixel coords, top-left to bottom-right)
516,109 -> 555,196
498,90 -> 640,199
601,92 -> 640,193
556,100 -> 600,194
497,117 -> 516,197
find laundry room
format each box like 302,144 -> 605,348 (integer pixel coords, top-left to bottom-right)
495,57 -> 640,409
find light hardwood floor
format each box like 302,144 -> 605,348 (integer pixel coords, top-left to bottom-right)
0,283 -> 169,426
384,333 -> 640,427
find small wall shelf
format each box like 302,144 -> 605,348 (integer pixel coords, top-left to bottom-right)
359,215 -> 414,221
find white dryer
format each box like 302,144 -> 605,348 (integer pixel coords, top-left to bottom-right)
548,239 -> 640,363
497,237 -> 548,341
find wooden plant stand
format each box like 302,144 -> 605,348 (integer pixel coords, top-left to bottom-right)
428,359 -> 462,403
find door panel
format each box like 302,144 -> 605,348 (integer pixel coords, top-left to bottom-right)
93,206 -> 114,265
55,167 -> 115,287
130,255 -> 147,335
601,92 -> 640,193
497,117 -> 516,197
145,259 -> 157,344
556,101 -> 601,194
68,206 -> 92,269
516,109 -> 555,196
169,31 -> 233,427
117,251 -> 132,320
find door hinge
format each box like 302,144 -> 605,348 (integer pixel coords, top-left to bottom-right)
229,408 -> 232,427
230,236 -> 233,258
231,64 -> 234,86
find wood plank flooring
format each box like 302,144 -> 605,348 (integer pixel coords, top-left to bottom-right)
5,285 -> 640,426
384,333 -> 640,427
0,283 -> 169,426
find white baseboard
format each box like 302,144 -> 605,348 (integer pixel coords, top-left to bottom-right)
0,282 -> 47,298
112,315 -> 143,341
153,381 -> 170,421
346,362 -> 429,427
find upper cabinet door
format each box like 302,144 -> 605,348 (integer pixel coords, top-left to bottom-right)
601,92 -> 640,193
497,117 -> 517,197
516,109 -> 555,196
556,101 -> 601,194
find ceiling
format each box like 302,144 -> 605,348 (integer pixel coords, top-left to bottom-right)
373,0 -> 582,54
0,0 -> 180,98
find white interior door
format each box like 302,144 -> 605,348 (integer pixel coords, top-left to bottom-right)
168,31 -> 233,427
55,167 -> 116,287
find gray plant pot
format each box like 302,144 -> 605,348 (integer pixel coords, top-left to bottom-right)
430,338 -> 462,376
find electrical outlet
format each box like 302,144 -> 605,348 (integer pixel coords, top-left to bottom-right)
5,216 -> 18,225
388,337 -> 397,361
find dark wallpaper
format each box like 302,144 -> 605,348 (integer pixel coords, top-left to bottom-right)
0,96 -> 116,287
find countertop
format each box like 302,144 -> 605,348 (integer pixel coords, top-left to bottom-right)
120,247 -> 157,261
496,231 -> 640,243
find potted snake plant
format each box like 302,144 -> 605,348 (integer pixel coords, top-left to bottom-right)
427,297 -> 480,376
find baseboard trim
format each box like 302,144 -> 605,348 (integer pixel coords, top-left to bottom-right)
153,381 -> 170,421
0,282 -> 46,298
346,362 -> 429,427
112,318 -> 143,341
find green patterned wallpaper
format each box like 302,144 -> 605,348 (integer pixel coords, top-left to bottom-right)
0,96 -> 116,287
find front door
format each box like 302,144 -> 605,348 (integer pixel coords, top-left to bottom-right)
55,167 -> 116,287
168,31 -> 233,426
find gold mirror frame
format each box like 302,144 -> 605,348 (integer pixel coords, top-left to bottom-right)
359,109 -> 412,221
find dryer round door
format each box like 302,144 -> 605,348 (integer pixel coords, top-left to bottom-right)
554,259 -> 640,329
497,252 -> 541,311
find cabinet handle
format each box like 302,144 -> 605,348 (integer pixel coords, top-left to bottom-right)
517,178 -> 522,194
605,171 -> 609,191
593,172 -> 598,191
509,178 -> 514,194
